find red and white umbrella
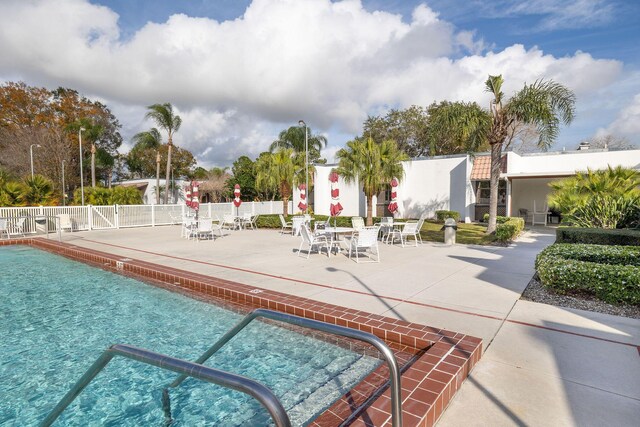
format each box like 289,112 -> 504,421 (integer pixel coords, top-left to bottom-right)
233,184 -> 242,208
388,177 -> 399,214
185,181 -> 200,211
297,183 -> 307,212
329,171 -> 343,217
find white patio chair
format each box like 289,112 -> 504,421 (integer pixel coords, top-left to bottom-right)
181,216 -> 197,239
532,200 -> 548,226
57,214 -> 73,232
348,226 -> 381,263
292,216 -> 306,236
279,214 -> 292,235
222,214 -> 239,230
240,213 -> 254,229
298,225 -> 330,258
351,216 -> 365,231
376,217 -> 393,242
390,221 -> 421,247
8,217 -> 26,238
248,214 -> 260,230
0,219 -> 9,239
195,218 -> 215,241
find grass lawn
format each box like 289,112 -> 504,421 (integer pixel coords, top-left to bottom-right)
420,220 -> 498,245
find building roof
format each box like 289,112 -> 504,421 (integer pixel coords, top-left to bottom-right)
470,155 -> 507,180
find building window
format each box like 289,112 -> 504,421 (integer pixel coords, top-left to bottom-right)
476,181 -> 506,205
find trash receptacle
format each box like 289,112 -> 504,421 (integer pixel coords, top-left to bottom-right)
442,218 -> 457,245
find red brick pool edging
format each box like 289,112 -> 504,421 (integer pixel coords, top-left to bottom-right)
4,238 -> 482,426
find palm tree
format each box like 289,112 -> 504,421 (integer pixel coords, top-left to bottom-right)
132,128 -> 163,203
132,128 -> 162,149
269,126 -> 328,159
255,149 -> 306,216
483,75 -> 575,232
336,137 -> 409,226
145,103 -> 182,204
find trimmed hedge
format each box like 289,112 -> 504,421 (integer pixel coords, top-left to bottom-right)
556,227 -> 640,246
495,217 -> 524,243
536,243 -> 640,305
435,210 -> 460,222
482,213 -> 509,224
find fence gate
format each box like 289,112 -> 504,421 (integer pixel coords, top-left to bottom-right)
90,206 -> 117,230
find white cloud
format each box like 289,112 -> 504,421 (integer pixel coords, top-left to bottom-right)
604,93 -> 640,137
0,0 -> 633,166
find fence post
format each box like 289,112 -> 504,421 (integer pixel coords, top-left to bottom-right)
87,205 -> 93,230
115,204 -> 120,229
151,204 -> 155,227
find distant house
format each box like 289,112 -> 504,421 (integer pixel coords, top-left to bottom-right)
114,179 -> 187,205
307,147 -> 640,222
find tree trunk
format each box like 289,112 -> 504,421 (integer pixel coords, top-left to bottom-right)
91,143 -> 96,187
164,138 -> 173,204
283,197 -> 289,216
156,151 -> 161,205
366,193 -> 374,226
486,142 -> 503,234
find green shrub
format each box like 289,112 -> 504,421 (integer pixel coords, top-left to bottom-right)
535,243 -> 640,267
556,227 -> 640,246
536,243 -> 640,305
548,166 -> 640,229
435,210 -> 460,222
482,213 -> 509,224
495,217 -> 524,243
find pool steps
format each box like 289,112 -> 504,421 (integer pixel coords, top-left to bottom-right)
42,309 -> 403,427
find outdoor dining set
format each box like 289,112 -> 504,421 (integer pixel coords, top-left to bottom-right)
179,213 -> 259,241
281,213 -> 427,263
176,209 -> 426,264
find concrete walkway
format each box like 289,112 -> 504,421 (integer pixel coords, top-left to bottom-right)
56,225 -> 640,426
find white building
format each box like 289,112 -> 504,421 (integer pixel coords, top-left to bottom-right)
115,179 -> 187,205
306,148 -> 640,223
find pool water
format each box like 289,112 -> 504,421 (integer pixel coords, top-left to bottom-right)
0,246 -> 381,426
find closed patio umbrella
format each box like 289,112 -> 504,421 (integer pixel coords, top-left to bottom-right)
329,170 -> 343,225
388,177 -> 398,215
233,184 -> 242,216
297,183 -> 307,212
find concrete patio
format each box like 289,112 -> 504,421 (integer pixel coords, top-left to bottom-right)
55,225 -> 640,426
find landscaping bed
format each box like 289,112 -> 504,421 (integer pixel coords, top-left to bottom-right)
522,275 -> 640,319
536,243 -> 640,306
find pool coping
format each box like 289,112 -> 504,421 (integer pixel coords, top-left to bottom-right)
4,237 -> 482,426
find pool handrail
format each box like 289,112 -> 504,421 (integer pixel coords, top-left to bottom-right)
40,343 -> 291,427
168,308 -> 403,427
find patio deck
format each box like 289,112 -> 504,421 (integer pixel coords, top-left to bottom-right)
18,225 -> 640,426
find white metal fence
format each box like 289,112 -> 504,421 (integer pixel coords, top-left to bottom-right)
0,201 -> 293,232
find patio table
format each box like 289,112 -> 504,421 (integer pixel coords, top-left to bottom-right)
322,226 -> 354,254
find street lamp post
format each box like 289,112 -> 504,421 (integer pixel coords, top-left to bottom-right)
30,144 -> 41,178
61,160 -> 66,206
79,127 -> 86,206
298,120 -> 308,213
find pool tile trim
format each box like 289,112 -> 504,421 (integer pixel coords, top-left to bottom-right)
6,238 -> 482,426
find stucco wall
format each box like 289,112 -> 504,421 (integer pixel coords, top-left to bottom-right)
311,165 -> 365,217
312,155 -> 473,221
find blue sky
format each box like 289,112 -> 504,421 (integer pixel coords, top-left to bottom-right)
1,0 -> 639,166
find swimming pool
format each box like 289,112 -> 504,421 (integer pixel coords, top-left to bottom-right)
0,246 -> 382,426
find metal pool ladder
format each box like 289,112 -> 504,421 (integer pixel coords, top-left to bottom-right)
42,308 -> 403,427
